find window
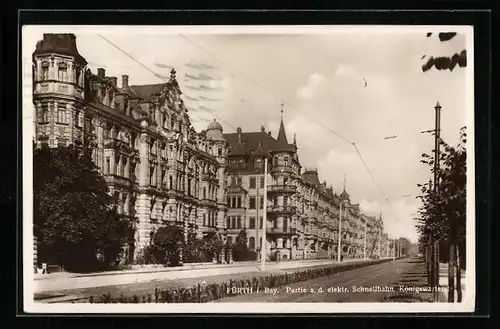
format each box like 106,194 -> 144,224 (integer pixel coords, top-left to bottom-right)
203,187 -> 206,199
57,105 -> 66,124
218,148 -> 222,156
39,104 -> 49,123
105,157 -> 110,174
260,177 -> 265,188
237,196 -> 241,208
226,218 -> 231,229
249,217 -> 256,229
203,214 -> 207,226
284,157 -> 289,166
249,177 -> 256,189
41,62 -> 49,80
283,196 -> 288,206
259,217 -> 263,229
237,216 -> 241,229
249,237 -> 255,250
249,197 -> 256,209
259,196 -> 264,209
74,110 -> 80,127
58,62 -> 68,81
231,217 -> 236,229
171,119 -> 175,130
169,176 -> 173,189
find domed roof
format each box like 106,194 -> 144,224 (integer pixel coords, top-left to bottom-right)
206,119 -> 225,141
340,189 -> 350,200
207,119 -> 223,131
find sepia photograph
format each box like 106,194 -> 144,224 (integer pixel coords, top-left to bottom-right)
22,25 -> 474,313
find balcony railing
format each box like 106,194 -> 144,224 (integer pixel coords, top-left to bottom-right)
266,227 -> 297,235
104,174 -> 131,187
267,205 -> 297,214
267,184 -> 297,194
271,165 -> 294,175
201,226 -> 217,233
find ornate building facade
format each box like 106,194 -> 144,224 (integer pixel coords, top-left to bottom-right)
32,33 -> 391,265
32,34 -> 229,263
224,110 -> 391,261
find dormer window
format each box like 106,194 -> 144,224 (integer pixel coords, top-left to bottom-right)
58,62 -> 68,82
284,156 -> 289,166
41,61 -> 49,80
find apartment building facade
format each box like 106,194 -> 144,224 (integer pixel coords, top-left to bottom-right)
32,34 -> 229,263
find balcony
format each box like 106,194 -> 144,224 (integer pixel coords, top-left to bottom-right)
201,226 -> 217,233
104,174 -> 132,187
266,227 -> 297,235
271,165 -> 294,175
267,205 -> 297,214
199,198 -> 218,208
267,184 -> 297,194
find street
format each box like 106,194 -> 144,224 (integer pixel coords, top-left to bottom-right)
214,258 -> 436,303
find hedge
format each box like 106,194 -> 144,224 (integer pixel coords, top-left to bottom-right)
89,259 -> 391,303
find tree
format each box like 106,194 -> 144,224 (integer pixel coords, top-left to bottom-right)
150,224 -> 185,266
34,140 -> 131,272
415,127 -> 466,302
422,32 -> 467,72
232,229 -> 255,261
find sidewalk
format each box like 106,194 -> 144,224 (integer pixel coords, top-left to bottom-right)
438,262 -> 466,302
33,258 -> 372,294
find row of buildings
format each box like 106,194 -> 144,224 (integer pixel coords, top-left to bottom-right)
32,33 -> 394,264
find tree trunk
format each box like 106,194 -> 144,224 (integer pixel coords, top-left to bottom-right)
448,232 -> 456,302
433,239 -> 440,302
456,242 -> 462,302
426,245 -> 432,285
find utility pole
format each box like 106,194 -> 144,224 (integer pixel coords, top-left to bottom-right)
260,157 -> 268,271
392,239 -> 396,260
363,219 -> 367,260
432,101 -> 442,302
337,201 -> 343,262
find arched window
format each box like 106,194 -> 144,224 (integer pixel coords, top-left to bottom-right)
284,156 -> 289,166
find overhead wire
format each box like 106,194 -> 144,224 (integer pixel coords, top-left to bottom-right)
179,34 -> 406,227
97,34 -> 238,131
99,33 -> 409,235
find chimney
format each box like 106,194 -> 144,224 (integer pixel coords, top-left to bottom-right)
110,77 -> 117,87
97,68 -> 105,78
268,131 -> 272,136
122,74 -> 129,88
261,126 -> 266,132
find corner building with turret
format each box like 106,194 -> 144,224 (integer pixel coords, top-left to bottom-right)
224,111 -> 390,261
32,34 -> 229,263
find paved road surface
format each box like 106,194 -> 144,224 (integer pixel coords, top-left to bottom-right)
34,258 -> 373,295
214,258 -> 431,303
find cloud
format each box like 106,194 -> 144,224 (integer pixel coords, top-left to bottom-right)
296,73 -> 325,99
185,72 -> 221,81
184,60 -> 218,70
334,64 -> 356,76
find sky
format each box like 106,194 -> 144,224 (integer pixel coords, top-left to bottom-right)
22,26 -> 472,243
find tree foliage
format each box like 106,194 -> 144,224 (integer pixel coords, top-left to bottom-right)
422,32 -> 467,72
415,127 -> 467,268
34,141 -> 133,272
